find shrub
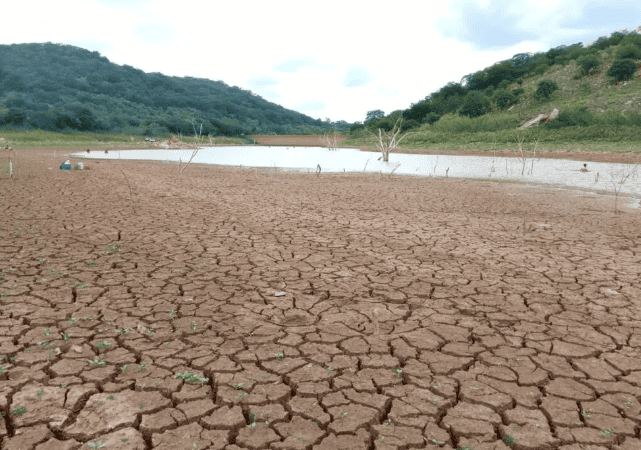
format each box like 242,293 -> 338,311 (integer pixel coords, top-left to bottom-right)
424,112 -> 442,125
459,91 -> 491,118
618,33 -> 641,49
512,87 -> 525,96
400,119 -> 420,132
615,45 -> 641,61
544,106 -> 593,129
576,53 -> 601,75
493,89 -> 518,110
532,64 -> 549,75
606,59 -> 638,81
515,77 -> 523,85
497,80 -> 511,90
534,80 -> 559,99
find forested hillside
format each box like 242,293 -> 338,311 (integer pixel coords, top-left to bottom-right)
351,29 -> 641,142
0,42 -> 346,137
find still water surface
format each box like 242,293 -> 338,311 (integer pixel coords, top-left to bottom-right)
73,146 -> 641,210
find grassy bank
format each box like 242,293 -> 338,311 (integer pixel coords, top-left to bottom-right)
0,129 -> 250,149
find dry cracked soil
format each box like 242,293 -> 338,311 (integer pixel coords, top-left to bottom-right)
0,143 -> 640,450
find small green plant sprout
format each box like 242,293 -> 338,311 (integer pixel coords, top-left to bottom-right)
139,363 -> 147,371
86,262 -> 95,267
602,429 -> 614,436
43,328 -> 51,337
504,434 -> 516,445
87,359 -> 106,367
392,368 -> 403,377
60,384 -> 68,388
108,395 -> 115,400
249,412 -> 255,422
61,333 -> 71,342
431,438 -> 445,445
0,365 -> 7,375
67,317 -> 78,324
121,364 -> 130,373
581,410 -> 592,418
238,392 -> 247,399
75,282 -> 86,289
168,310 -> 175,319
139,404 -> 145,409
37,258 -> 46,265
233,382 -> 244,390
146,328 -> 154,336
95,341 -> 111,349
341,411 -> 348,416
275,351 -> 285,359
12,406 -> 27,415
190,321 -> 197,332
36,388 -> 44,398
327,366 -> 333,372
87,441 -> 107,449
174,372 -> 209,384
107,243 -> 120,253
121,439 -> 128,443
116,327 -> 131,335
297,437 -> 307,442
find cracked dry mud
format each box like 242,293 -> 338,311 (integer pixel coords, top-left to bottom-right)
1,147 -> 641,450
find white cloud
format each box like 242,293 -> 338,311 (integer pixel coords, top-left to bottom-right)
2,0 -> 640,123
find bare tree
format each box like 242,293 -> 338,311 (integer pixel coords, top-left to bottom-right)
362,115 -> 409,162
607,156 -> 640,214
178,118 -> 203,174
319,119 -> 340,151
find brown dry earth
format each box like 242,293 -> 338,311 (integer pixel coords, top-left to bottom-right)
0,142 -> 640,450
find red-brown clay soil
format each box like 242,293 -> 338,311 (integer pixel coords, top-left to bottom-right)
1,143 -> 641,450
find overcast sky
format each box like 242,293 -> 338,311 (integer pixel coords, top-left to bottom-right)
2,0 -> 640,124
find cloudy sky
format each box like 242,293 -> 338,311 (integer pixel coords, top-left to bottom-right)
2,0 -> 640,124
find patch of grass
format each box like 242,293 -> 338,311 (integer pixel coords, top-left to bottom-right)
121,365 -> 129,373
95,341 -> 111,349
504,434 -> 516,445
175,371 -> 209,384
87,358 -> 106,367
12,406 -> 27,415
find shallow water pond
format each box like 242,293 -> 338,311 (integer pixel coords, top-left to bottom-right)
73,146 -> 641,210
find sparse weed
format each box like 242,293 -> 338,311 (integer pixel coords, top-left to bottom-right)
95,341 -> 111,349
12,406 -> 27,415
87,358 -> 106,367
175,372 -> 209,384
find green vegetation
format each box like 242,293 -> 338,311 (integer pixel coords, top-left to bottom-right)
0,43 -> 339,137
0,28 -> 639,155
346,28 -> 641,153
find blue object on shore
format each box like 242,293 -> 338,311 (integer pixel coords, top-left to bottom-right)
60,160 -> 72,170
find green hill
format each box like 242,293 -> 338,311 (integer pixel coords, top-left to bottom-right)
0,42 -> 344,137
346,29 -> 641,153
